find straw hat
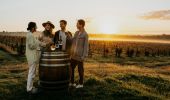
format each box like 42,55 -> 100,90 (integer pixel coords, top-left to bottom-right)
42,21 -> 55,29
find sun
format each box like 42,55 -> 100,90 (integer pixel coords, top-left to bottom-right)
97,16 -> 118,34
99,21 -> 117,34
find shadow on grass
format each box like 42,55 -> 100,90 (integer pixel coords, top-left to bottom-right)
117,74 -> 170,95
0,76 -> 160,100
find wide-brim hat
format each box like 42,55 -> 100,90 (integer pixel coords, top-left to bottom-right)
42,21 -> 55,29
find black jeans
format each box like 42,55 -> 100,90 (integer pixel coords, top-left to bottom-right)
70,59 -> 84,85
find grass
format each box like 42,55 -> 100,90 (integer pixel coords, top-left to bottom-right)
0,62 -> 170,100
86,54 -> 170,68
0,49 -> 26,65
1,50 -> 170,100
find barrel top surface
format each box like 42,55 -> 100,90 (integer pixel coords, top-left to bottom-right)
42,51 -> 68,54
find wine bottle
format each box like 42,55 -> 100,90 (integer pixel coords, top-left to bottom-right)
59,36 -> 62,51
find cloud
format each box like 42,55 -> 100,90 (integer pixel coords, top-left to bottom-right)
140,10 -> 170,20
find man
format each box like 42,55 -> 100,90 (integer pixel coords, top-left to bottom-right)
70,19 -> 89,88
53,20 -> 72,53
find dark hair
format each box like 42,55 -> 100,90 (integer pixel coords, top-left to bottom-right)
78,19 -> 85,27
60,20 -> 67,25
27,22 -> 36,31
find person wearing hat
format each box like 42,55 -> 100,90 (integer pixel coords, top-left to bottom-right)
38,21 -> 55,51
26,22 -> 46,94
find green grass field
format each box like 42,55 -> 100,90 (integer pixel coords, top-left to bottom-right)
0,50 -> 170,100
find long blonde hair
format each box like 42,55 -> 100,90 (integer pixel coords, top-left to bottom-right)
43,29 -> 53,38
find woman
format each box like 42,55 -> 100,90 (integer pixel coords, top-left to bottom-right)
39,21 -> 55,51
26,22 -> 46,94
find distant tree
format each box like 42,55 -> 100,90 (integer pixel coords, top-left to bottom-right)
126,47 -> 134,57
145,48 -> 150,57
103,43 -> 109,57
135,48 -> 140,57
115,46 -> 122,58
88,44 -> 93,57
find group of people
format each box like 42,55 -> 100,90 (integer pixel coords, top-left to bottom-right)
25,19 -> 89,94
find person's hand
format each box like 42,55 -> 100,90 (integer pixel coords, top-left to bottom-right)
81,56 -> 85,60
67,33 -> 72,38
41,42 -> 47,47
45,38 -> 53,45
48,39 -> 53,45
51,44 -> 56,48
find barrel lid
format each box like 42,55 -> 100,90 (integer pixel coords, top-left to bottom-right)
41,54 -> 69,57
42,51 -> 68,54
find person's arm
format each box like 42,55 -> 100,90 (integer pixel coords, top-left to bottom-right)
53,32 -> 57,43
38,32 -> 43,41
67,31 -> 72,38
73,31 -> 78,39
36,39 -> 46,47
70,32 -> 72,37
54,31 -> 60,43
82,34 -> 89,59
67,31 -> 73,44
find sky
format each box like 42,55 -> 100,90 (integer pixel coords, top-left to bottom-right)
0,0 -> 170,35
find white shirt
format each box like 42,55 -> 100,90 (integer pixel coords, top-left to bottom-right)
59,30 -> 67,50
33,32 -> 41,50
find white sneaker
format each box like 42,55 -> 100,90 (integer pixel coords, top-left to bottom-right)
76,84 -> 83,88
28,88 -> 39,94
69,83 -> 76,87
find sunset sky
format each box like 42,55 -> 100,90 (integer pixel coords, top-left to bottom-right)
0,0 -> 170,35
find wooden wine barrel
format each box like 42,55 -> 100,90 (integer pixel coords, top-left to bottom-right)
39,51 -> 70,91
